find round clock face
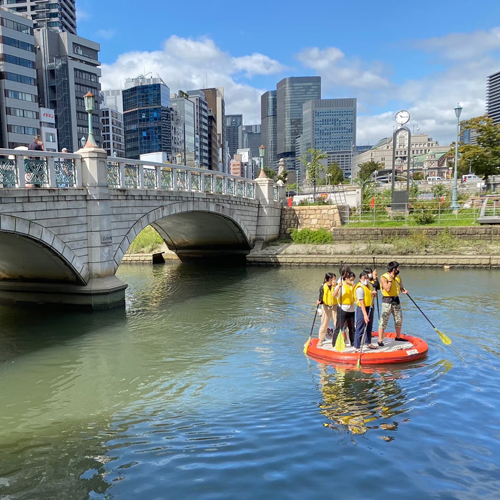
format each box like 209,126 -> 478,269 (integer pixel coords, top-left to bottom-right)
395,110 -> 410,125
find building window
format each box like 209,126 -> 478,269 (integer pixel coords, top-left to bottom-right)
0,16 -> 32,35
1,72 -> 36,86
0,53 -> 35,69
4,89 -> 36,101
8,125 -> 39,135
0,36 -> 34,52
6,107 -> 38,119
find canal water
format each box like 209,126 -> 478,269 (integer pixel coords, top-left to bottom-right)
1,264 -> 500,499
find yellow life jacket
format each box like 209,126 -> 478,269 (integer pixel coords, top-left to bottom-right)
339,282 -> 355,306
355,282 -> 373,307
322,283 -> 337,306
381,273 -> 401,297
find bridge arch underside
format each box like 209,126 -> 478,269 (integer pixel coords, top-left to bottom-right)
0,232 -> 85,285
151,211 -> 252,260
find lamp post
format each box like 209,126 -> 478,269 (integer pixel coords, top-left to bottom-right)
80,136 -> 86,149
258,145 -> 266,178
83,92 -> 97,148
451,103 -> 462,210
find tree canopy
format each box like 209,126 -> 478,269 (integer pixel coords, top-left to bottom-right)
319,161 -> 344,185
357,160 -> 383,181
299,148 -> 328,185
453,115 -> 500,180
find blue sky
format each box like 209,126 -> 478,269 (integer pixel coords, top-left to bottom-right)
78,0 -> 500,144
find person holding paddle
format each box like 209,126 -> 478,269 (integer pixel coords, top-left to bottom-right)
377,261 -> 408,346
317,273 -> 337,348
332,270 -> 356,346
353,271 -> 378,351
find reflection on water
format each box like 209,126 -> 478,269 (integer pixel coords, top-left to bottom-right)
0,265 -> 500,500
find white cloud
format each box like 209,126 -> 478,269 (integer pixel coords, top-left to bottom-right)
76,8 -> 90,22
296,46 -> 391,90
96,29 -> 115,40
416,27 -> 500,60
101,36 -> 286,122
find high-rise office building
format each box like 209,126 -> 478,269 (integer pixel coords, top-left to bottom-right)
207,110 -> 218,170
35,28 -> 102,152
0,9 -> 39,148
171,93 -> 195,167
101,89 -> 124,157
487,70 -> 500,126
170,104 -> 184,164
201,87 -> 226,172
122,76 -> 171,160
187,89 -> 209,168
226,114 -> 242,158
276,76 -> 321,159
261,90 -> 277,169
101,108 -> 124,157
302,98 -> 357,177
242,124 -> 261,161
0,0 -> 77,35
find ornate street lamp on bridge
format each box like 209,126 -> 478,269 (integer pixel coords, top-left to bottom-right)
83,92 -> 97,148
451,103 -> 462,210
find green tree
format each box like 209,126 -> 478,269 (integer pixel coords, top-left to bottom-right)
322,161 -> 344,185
263,165 -> 277,180
299,148 -> 328,198
357,160 -> 384,181
454,115 -> 500,180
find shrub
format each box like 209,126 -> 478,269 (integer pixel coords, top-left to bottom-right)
128,225 -> 164,253
290,228 -> 334,244
413,210 -> 435,225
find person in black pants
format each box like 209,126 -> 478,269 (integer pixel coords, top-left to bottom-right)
332,270 -> 356,347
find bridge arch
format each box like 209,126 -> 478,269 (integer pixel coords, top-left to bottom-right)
113,201 -> 253,267
0,215 -> 90,285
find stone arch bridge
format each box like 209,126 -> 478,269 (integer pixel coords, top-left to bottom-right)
0,148 -> 283,309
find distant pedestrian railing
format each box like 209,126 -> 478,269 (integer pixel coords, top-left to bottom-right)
0,149 -> 82,188
478,195 -> 500,223
348,198 -> 481,226
106,157 -> 256,199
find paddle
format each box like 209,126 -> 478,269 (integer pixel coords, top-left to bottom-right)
303,306 -> 319,354
405,292 -> 452,345
356,305 -> 372,370
372,256 -> 380,321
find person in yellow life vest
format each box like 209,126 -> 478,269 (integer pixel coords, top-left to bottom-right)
317,273 -> 337,347
353,271 -> 378,351
377,261 -> 408,346
332,270 -> 356,346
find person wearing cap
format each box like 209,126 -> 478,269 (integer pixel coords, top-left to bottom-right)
377,261 -> 408,346
353,271 -> 378,351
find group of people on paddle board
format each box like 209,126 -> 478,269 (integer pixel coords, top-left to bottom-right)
317,261 -> 408,352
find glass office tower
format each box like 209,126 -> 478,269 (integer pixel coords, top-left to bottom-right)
276,77 -> 321,158
123,78 -> 171,160
261,90 -> 277,169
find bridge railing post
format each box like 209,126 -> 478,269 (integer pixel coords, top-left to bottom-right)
16,154 -> 25,188
139,164 -> 145,189
155,166 -> 162,190
47,157 -> 56,187
172,169 -> 177,191
119,163 -> 126,188
75,157 -> 82,187
188,171 -> 192,192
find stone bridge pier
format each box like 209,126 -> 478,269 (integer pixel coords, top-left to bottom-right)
0,148 -> 284,310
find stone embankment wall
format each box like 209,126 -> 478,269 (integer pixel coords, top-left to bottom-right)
280,206 -> 343,238
332,226 -> 500,242
247,253 -> 500,268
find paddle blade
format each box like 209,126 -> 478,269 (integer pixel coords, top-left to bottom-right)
334,333 -> 345,352
355,358 -> 361,370
435,328 -> 452,345
303,338 -> 311,354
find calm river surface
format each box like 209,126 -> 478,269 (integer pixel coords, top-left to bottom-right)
1,264 -> 500,499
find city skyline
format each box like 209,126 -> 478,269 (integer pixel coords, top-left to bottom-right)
76,0 -> 500,146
